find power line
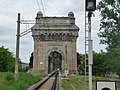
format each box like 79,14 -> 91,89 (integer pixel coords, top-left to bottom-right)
40,0 -> 46,16
43,0 -> 47,15
35,0 -> 47,16
35,0 -> 41,11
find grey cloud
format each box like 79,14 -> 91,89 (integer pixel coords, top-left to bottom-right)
0,26 -> 15,35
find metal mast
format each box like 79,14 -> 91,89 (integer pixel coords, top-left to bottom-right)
85,0 -> 96,89
85,11 -> 89,90
88,12 -> 93,90
15,13 -> 20,80
85,11 -> 93,90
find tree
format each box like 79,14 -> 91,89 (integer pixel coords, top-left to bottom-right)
106,48 -> 120,78
97,0 -> 120,78
0,46 -> 15,72
78,51 -> 108,76
97,0 -> 120,50
93,51 -> 105,76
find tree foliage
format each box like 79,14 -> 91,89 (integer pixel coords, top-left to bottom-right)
97,0 -> 120,50
77,52 -> 108,76
97,0 -> 120,78
93,51 -> 106,76
0,46 -> 15,72
106,48 -> 120,78
78,50 -> 120,77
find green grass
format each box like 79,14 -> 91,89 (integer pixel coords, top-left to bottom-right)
0,72 -> 46,90
62,75 -> 120,90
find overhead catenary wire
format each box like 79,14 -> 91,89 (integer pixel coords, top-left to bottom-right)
20,0 -> 47,37
35,0 -> 47,16
40,0 -> 46,16
42,0 -> 47,15
35,0 -> 41,11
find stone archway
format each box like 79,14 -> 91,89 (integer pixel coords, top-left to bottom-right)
31,11 -> 79,74
48,51 -> 62,74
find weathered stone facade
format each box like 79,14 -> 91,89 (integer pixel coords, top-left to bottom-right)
31,11 -> 79,74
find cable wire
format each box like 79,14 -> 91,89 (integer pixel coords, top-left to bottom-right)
41,0 -> 46,16
35,0 -> 41,11
43,0 -> 47,15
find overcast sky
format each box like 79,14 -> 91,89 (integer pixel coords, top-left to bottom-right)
0,0 -> 106,63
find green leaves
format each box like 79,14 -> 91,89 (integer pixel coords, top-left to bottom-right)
98,0 -> 120,50
78,49 -> 120,78
0,46 -> 15,72
106,48 -> 120,78
92,51 -> 107,76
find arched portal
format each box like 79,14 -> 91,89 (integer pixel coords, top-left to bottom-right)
48,51 -> 62,73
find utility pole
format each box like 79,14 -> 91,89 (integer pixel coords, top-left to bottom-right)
14,13 -> 35,80
14,13 -> 36,80
15,13 -> 20,80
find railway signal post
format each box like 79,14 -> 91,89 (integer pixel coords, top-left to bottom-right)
85,0 -> 96,90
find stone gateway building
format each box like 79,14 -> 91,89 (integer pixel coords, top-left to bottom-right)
31,11 -> 79,74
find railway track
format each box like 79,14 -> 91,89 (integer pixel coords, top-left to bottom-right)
28,70 -> 59,90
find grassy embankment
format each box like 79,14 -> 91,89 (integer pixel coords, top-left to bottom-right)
0,72 -> 46,90
62,75 -> 120,90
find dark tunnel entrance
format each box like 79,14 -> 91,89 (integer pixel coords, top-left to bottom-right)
48,51 -> 62,74
101,87 -> 111,90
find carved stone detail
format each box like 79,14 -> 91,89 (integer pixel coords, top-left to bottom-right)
33,33 -> 78,42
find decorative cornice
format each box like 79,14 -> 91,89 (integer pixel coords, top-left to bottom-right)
32,33 -> 78,42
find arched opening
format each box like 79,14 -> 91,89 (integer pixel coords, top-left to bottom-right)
48,51 -> 62,74
101,87 -> 111,90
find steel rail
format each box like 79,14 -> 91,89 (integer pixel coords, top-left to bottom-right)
27,70 -> 59,90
